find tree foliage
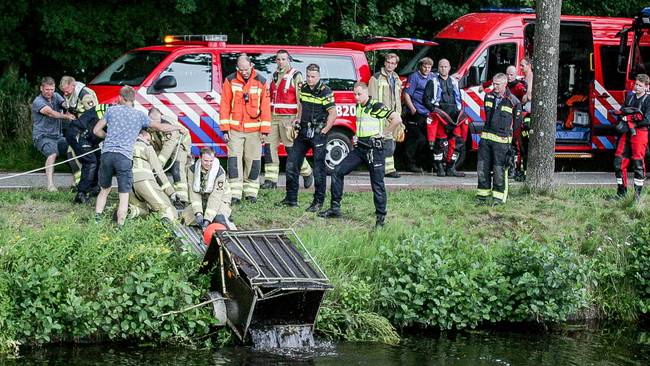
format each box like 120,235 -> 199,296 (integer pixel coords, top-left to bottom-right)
0,0 -> 646,84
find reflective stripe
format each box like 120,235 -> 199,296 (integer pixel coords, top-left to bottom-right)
616,178 -> 623,185
272,103 -> 298,109
433,153 -> 443,161
635,179 -> 644,186
243,122 -> 262,128
229,120 -> 241,126
493,190 -> 506,200
260,121 -> 271,127
501,106 -> 513,113
477,189 -> 491,197
231,85 -> 243,92
301,95 -> 330,104
481,132 -> 512,143
485,101 -> 494,108
132,168 -> 151,174
160,182 -> 171,190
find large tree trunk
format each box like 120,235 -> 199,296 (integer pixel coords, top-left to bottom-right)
526,0 -> 563,192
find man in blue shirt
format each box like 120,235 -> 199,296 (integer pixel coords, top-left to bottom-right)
93,86 -> 181,226
403,57 -> 435,173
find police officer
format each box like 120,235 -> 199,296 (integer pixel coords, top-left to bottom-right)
614,73 -> 650,202
184,148 -> 234,229
319,82 -> 402,227
476,73 -> 522,205
368,52 -> 404,178
68,104 -> 108,203
278,63 -> 336,212
128,129 -> 179,223
261,49 -> 314,190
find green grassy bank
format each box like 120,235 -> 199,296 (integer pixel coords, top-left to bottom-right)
1,187 -> 650,355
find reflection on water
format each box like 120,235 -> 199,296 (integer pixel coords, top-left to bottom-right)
8,326 -> 650,366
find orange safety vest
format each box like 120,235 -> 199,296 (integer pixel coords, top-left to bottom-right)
220,69 -> 271,134
270,67 -> 300,115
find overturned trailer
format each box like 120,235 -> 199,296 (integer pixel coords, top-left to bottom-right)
174,226 -> 332,343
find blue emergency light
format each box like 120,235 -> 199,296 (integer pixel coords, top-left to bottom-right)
479,7 -> 535,14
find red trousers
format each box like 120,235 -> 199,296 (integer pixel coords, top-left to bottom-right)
614,127 -> 648,187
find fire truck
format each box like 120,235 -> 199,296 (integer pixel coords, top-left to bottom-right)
87,35 -> 417,172
618,8 -> 650,91
359,7 -> 649,163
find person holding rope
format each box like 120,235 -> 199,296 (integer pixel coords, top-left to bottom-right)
148,108 -> 192,205
32,76 -> 76,192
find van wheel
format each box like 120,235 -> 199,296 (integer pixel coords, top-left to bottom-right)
325,130 -> 352,175
455,143 -> 467,168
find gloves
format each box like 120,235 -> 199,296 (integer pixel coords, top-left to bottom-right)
223,132 -> 230,143
170,192 -> 179,202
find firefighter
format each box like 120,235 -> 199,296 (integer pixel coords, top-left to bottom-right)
261,49 -> 314,190
403,57 -> 435,173
278,63 -> 336,212
614,73 -> 650,202
128,129 -> 179,222
220,54 -> 272,204
368,52 -> 404,179
319,82 -> 401,227
68,104 -> 108,203
423,58 -> 463,177
60,76 -> 99,187
476,73 -> 522,205
148,108 -> 192,204
183,148 -> 234,229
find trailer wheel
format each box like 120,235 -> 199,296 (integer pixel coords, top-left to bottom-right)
325,130 -> 352,175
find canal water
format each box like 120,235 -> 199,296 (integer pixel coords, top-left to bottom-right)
8,326 -> 650,365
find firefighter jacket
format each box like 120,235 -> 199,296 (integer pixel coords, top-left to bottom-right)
624,93 -> 650,128
482,89 -> 523,143
132,138 -> 175,196
270,66 -> 302,115
71,104 -> 108,147
299,81 -> 335,127
188,160 -> 232,222
220,69 -> 271,134
356,99 -> 392,138
151,115 -> 192,166
368,68 -> 402,115
64,82 -> 98,116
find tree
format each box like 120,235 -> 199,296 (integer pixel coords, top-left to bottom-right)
525,0 -> 563,192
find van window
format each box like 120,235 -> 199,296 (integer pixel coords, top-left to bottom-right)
601,45 -> 628,90
398,39 -> 480,76
631,45 -> 650,80
470,43 -> 517,84
158,53 -> 212,92
91,51 -> 170,86
220,53 -> 358,91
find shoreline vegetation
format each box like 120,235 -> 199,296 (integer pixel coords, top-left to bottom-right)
1,187 -> 650,356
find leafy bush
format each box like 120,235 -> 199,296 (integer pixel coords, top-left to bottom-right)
630,220 -> 650,314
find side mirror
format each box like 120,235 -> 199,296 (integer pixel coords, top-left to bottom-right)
150,75 -> 177,93
467,66 -> 480,87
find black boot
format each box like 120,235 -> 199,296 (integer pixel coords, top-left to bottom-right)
260,180 -> 277,189
375,215 -> 385,228
73,191 -> 89,204
435,162 -> 446,177
306,201 -> 322,212
318,206 -> 341,218
446,164 -> 465,177
634,185 -> 642,203
303,174 -> 314,189
616,185 -> 627,199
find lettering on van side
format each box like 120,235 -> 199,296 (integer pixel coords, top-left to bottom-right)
336,104 -> 356,117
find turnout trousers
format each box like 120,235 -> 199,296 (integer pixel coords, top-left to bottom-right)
476,138 -> 511,203
227,130 -> 262,199
263,114 -> 312,183
129,180 -> 177,221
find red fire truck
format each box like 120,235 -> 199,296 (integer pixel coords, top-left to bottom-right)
618,8 -> 650,92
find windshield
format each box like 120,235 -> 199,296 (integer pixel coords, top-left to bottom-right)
630,32 -> 650,80
91,51 -> 170,86
397,39 -> 480,76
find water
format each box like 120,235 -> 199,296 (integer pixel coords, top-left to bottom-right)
7,326 -> 650,365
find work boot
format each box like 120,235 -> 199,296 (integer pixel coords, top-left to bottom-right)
407,164 -> 423,173
276,198 -> 298,207
306,201 -> 322,213
385,171 -> 401,178
634,185 -> 642,203
492,198 -> 505,206
73,191 -> 89,204
245,196 -> 257,204
303,174 -> 314,189
89,186 -> 101,197
514,170 -> 526,182
508,167 -> 516,180
375,214 -> 385,228
435,162 -> 446,177
231,198 -> 241,205
318,207 -> 341,218
260,180 -> 277,189
446,165 -> 465,177
616,185 -> 627,199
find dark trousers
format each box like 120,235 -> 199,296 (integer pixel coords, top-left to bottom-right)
404,113 -> 428,166
285,131 -> 327,203
65,128 -> 100,194
331,144 -> 387,216
477,138 -> 511,202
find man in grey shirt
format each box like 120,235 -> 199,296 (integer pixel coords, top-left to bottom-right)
93,85 -> 181,226
31,76 -> 76,191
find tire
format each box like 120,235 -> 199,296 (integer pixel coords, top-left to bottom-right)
455,142 -> 467,169
325,130 -> 353,175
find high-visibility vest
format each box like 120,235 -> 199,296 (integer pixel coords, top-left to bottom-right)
356,99 -> 392,138
270,67 -> 300,115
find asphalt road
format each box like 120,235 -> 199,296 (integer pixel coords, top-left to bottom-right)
0,170 -> 617,191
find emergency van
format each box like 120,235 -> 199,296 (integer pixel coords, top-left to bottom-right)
383,8 -> 650,159
87,35 -> 414,172
619,7 -> 650,92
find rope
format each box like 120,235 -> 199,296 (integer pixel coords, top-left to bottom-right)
161,134 -> 184,173
0,147 -> 101,182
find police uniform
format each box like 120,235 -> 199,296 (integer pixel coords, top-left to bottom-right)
614,93 -> 650,200
262,66 -> 313,188
321,99 -> 392,226
282,80 -> 335,208
68,104 -> 107,203
368,68 -> 403,177
128,137 -> 178,222
477,89 -> 522,204
150,115 -> 193,203
182,159 -> 233,228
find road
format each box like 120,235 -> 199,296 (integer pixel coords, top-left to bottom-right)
0,171 -> 617,191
